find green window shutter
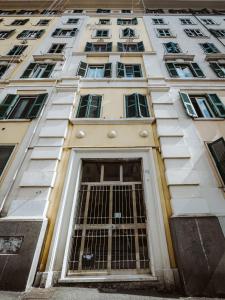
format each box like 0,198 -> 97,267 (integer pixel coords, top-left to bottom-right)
42,64 -> 54,78
88,95 -> 101,118
179,92 -> 198,117
208,94 -> 225,118
85,42 -> 92,52
106,42 -> 112,52
117,19 -> 122,25
165,63 -> 178,77
36,29 -> 45,38
104,63 -> 112,78
0,94 -> 18,119
117,42 -> 123,52
210,63 -> 225,78
71,28 -> 77,36
133,64 -> 142,77
52,28 -> 60,37
27,93 -> 48,119
17,30 -> 26,39
77,61 -> 87,76
191,63 -> 205,78
76,95 -> 89,118
132,18 -> 138,25
137,94 -> 150,117
137,41 -> 144,51
21,63 -> 36,78
208,137 -> 225,185
125,94 -> 138,118
117,62 -> 125,77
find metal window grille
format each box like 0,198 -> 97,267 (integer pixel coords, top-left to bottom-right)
67,160 -> 151,276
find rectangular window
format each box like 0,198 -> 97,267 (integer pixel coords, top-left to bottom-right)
157,28 -> 172,37
122,28 -> 136,38
201,18 -> 216,25
117,42 -> 144,52
166,62 -> 205,78
73,10 -> 83,13
180,18 -> 194,25
41,10 -> 58,15
77,62 -> 112,78
209,29 -> 225,38
17,30 -> 44,39
125,94 -> 149,118
179,92 -> 225,118
76,95 -> 102,118
117,63 -> 142,78
164,42 -> 181,53
7,45 -> 27,55
0,145 -> 15,176
98,19 -> 110,25
68,159 -> 150,275
121,9 -> 131,13
0,10 -> 16,15
96,9 -> 111,13
0,93 -> 48,120
37,19 -> 50,26
0,65 -> 9,78
85,42 -> 112,52
48,43 -> 66,54
210,63 -> 225,78
0,30 -> 14,39
21,63 -> 55,78
152,18 -> 165,25
95,30 -> 109,37
184,29 -> 206,37
11,19 -> 29,25
67,18 -> 79,24
52,28 -> 77,37
117,18 -> 138,25
208,138 -> 225,185
200,43 -> 220,53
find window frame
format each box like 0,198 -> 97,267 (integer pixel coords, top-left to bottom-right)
156,28 -> 173,37
76,94 -> 102,118
0,144 -> 16,180
124,93 -> 150,118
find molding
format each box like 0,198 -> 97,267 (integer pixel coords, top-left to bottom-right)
205,53 -> 225,61
33,54 -> 65,62
0,55 -> 22,63
163,53 -> 195,62
72,51 -> 156,57
70,118 -> 155,125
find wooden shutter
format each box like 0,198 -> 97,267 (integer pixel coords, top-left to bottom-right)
179,92 -> 198,117
88,95 -> 101,118
85,42 -> 92,52
104,63 -> 112,78
117,19 -> 122,25
106,42 -> 112,52
125,94 -> 138,118
36,29 -> 45,38
42,64 -> 55,78
208,137 -> 225,185
117,62 -> 125,77
117,42 -> 123,52
137,94 -> 150,117
165,63 -> 178,77
76,95 -> 89,118
21,63 -> 36,78
210,63 -> 225,78
132,18 -> 138,25
133,64 -> 142,77
17,30 -> 26,39
71,28 -> 77,36
52,28 -> 60,37
27,93 -> 48,119
77,61 -> 87,76
137,41 -> 144,51
208,94 -> 225,118
191,63 -> 205,78
0,94 -> 18,119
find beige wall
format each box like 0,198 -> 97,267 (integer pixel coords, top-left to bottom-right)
0,121 -> 30,143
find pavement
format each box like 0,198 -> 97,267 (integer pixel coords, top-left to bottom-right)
0,287 -> 224,300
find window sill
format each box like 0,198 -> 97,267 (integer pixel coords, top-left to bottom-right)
79,77 -> 147,82
193,117 -> 224,121
33,54 -> 65,61
0,55 -> 23,63
70,118 -> 155,125
0,119 -> 31,122
163,53 -> 195,61
205,53 -> 225,61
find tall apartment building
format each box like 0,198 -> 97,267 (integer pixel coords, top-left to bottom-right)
0,0 -> 224,297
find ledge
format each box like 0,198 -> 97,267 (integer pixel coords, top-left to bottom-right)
0,55 -> 22,63
72,51 -> 156,57
70,118 -> 155,125
205,53 -> 225,61
33,54 -> 65,62
163,53 -> 195,61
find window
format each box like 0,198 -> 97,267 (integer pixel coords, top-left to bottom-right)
169,9 -> 189,13
37,19 -> 50,26
85,42 -> 112,52
76,95 -> 102,118
68,159 -> 150,275
17,10 -> 37,15
164,42 -> 181,53
98,19 -> 110,25
52,28 -> 77,37
73,10 -> 83,13
209,29 -> 225,38
157,28 -> 172,37
0,10 -> 16,15
180,18 -> 194,25
48,43 -> 65,54
200,43 -> 220,54
96,9 -> 111,13
121,9 -> 131,13
166,63 -> 205,78
0,30 -> 14,39
117,18 -> 137,25
11,19 -> 29,25
201,18 -> 216,25
21,63 -> 55,78
184,29 -> 206,37
210,63 -> 225,78
125,94 -> 149,118
17,30 -> 44,39
0,93 -> 48,119
121,28 -> 136,38
7,45 -> 27,55
152,18 -> 165,25
0,146 -> 15,176
117,42 -> 144,52
67,18 -> 79,24
42,10 -> 58,15
95,30 -> 109,37
0,65 -> 8,79
208,138 -> 225,185
179,92 -> 225,118
77,62 -> 112,78
117,63 -> 142,78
